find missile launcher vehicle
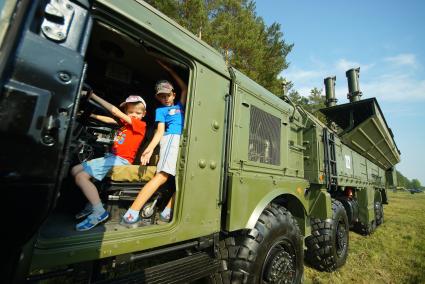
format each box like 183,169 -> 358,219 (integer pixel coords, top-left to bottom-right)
1,0 -> 399,283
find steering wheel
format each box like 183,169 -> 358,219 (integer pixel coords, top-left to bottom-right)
72,84 -> 117,140
78,84 -> 107,123
71,84 -> 121,162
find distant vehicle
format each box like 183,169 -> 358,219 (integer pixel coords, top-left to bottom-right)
408,188 -> 424,194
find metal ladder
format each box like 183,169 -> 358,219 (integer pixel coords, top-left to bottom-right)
323,128 -> 338,191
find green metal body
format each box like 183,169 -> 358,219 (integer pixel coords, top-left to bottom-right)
324,76 -> 337,107
346,67 -> 362,102
1,0 -> 398,279
321,99 -> 400,170
27,0 -> 323,270
226,69 -> 312,234
303,105 -> 395,226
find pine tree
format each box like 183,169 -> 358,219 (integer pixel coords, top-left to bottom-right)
145,0 -> 292,96
411,179 -> 421,189
144,0 -> 180,19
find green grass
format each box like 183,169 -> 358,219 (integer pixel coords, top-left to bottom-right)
305,191 -> 425,284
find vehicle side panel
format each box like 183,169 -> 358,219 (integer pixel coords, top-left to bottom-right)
225,70 -> 311,233
177,62 -> 229,236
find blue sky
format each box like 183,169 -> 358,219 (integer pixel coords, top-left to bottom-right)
255,0 -> 425,185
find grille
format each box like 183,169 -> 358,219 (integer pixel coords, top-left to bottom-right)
248,106 -> 281,165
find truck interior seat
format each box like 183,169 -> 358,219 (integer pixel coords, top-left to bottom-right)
101,124 -> 173,222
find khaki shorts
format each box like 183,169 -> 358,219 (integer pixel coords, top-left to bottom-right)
157,134 -> 180,176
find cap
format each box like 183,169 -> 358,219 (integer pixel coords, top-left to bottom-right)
155,80 -> 174,95
119,95 -> 147,109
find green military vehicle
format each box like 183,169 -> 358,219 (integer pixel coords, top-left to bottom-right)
1,0 -> 399,283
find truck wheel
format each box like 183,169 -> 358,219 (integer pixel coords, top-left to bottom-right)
305,200 -> 349,271
354,220 -> 376,235
374,201 -> 384,226
212,204 -> 303,283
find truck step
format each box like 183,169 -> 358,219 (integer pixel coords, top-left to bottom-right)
95,252 -> 221,284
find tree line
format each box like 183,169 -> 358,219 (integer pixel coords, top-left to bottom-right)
397,171 -> 423,189
145,0 -> 292,95
146,0 -> 422,190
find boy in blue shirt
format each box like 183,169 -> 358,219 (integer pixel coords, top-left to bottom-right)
122,61 -> 187,225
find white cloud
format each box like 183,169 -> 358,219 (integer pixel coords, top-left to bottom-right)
284,69 -> 322,82
335,58 -> 375,73
362,74 -> 425,102
282,62 -> 369,99
334,59 -> 356,72
281,54 -> 425,102
384,53 -> 418,68
334,86 -> 348,102
383,104 -> 425,117
296,86 -> 315,96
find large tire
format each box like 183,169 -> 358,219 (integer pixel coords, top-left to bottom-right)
305,200 -> 349,272
212,203 -> 303,283
354,219 -> 376,235
374,201 -> 384,226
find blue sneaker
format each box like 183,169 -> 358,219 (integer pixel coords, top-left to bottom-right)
157,212 -> 171,225
76,211 -> 109,231
75,204 -> 93,220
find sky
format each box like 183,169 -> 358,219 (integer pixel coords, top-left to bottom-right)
255,0 -> 425,185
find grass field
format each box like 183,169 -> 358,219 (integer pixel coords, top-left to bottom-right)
305,191 -> 425,284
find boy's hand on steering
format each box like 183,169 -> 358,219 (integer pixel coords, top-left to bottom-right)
81,90 -> 90,97
81,85 -> 95,98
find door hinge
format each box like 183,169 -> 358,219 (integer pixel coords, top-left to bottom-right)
41,0 -> 75,42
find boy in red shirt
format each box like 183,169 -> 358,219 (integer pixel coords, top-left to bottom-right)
71,93 -> 147,231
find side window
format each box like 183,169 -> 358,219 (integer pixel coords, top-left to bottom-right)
248,106 -> 281,165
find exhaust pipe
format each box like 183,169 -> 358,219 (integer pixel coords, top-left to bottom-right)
324,76 -> 337,107
346,67 -> 362,103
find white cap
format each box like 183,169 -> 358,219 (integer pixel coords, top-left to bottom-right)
119,95 -> 147,109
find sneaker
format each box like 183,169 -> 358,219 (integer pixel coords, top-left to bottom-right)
76,211 -> 109,231
120,213 -> 142,228
157,213 -> 171,225
75,204 -> 93,220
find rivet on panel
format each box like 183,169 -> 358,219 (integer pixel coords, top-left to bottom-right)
212,120 -> 220,130
58,71 -> 71,83
198,159 -> 206,168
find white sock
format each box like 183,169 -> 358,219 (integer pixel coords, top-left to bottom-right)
161,207 -> 171,218
92,202 -> 105,216
124,208 -> 140,222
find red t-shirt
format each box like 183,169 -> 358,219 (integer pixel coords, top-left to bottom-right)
111,118 -> 146,164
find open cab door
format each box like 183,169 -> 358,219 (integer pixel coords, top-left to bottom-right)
0,0 -> 92,280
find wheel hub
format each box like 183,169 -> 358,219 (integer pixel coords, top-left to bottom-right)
263,243 -> 295,284
336,221 -> 347,257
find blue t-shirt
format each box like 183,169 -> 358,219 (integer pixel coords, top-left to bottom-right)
155,102 -> 185,135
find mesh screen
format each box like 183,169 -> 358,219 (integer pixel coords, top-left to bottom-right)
248,106 -> 281,165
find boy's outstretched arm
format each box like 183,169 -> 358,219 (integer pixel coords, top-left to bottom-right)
89,114 -> 118,124
90,93 -> 133,124
140,122 -> 165,165
157,60 -> 188,105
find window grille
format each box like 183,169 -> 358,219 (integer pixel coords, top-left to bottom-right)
248,106 -> 281,165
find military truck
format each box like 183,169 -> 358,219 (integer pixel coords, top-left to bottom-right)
1,0 -> 399,283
